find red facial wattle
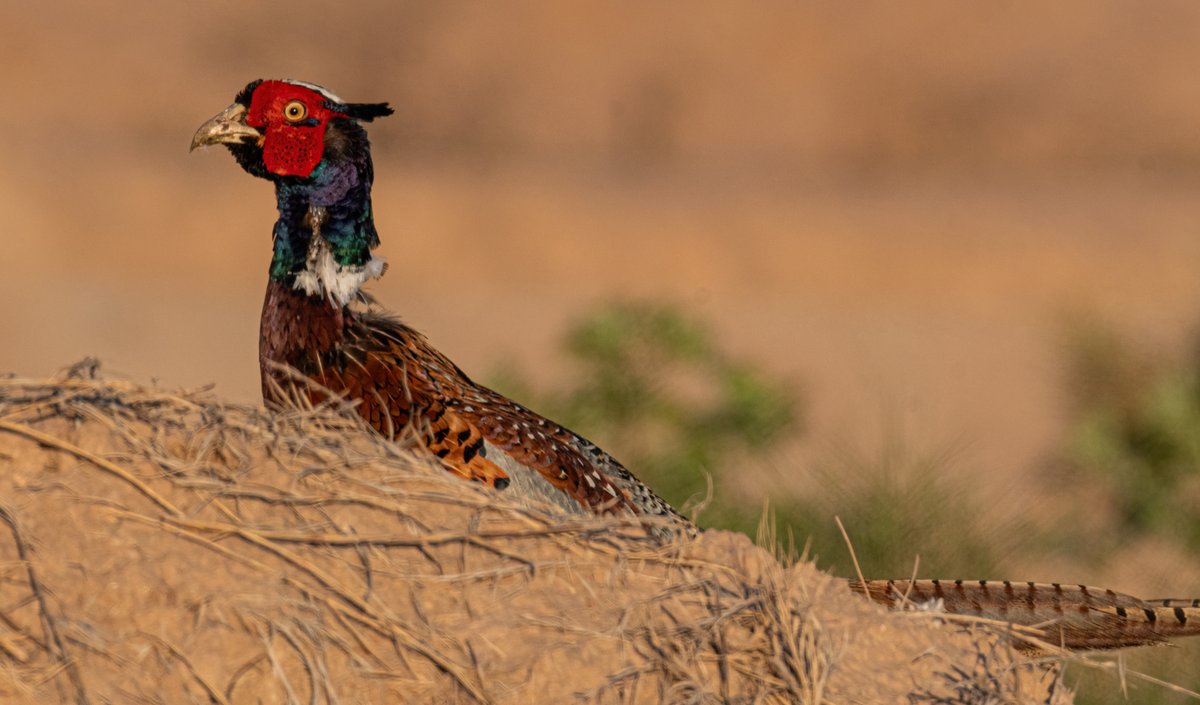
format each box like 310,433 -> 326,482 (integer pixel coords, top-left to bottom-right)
246,81 -> 347,177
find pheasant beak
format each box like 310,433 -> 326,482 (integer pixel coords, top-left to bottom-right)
190,103 -> 262,151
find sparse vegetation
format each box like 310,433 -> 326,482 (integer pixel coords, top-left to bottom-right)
1060,319 -> 1200,552
491,301 -> 1021,579
491,300 -> 801,532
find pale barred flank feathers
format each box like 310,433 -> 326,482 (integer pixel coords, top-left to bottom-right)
293,234 -> 387,307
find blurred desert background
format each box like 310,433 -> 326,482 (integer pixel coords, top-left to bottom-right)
4,1 -> 1200,698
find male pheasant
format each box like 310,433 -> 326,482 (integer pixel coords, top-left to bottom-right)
191,79 -> 681,525
192,78 -> 1200,651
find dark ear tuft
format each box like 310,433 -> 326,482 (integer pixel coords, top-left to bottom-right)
235,79 -> 264,107
325,101 -> 394,122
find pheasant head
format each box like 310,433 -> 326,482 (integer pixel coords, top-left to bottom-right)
191,79 -> 394,305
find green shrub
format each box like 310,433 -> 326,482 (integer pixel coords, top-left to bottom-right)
1061,320 -> 1200,550
490,300 -> 800,532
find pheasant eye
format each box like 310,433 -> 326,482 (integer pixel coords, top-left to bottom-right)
283,100 -> 308,123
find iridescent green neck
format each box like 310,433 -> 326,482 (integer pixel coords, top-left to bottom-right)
268,157 -> 384,305
269,160 -> 381,284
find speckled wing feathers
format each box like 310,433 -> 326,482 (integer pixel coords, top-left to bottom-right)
258,281 -> 687,525
359,308 -> 686,522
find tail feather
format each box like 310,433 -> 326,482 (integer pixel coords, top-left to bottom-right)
849,578 -> 1200,650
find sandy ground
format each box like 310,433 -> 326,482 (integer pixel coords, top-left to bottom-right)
0,375 -> 1070,704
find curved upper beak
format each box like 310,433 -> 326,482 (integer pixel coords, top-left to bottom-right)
190,103 -> 262,152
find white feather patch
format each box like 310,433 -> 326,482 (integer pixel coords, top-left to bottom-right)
282,79 -> 345,104
293,235 -> 386,306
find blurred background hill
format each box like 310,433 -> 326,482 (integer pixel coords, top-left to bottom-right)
4,3 -> 1200,699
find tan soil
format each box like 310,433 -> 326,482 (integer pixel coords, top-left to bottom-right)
0,370 -> 1066,704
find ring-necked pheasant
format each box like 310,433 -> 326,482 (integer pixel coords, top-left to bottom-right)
192,78 -> 1200,651
191,79 -> 681,524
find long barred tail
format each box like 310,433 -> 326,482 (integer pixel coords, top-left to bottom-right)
849,578 -> 1200,650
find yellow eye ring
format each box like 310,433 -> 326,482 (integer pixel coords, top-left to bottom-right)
283,100 -> 308,123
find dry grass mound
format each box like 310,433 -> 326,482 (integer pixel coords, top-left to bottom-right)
0,363 -> 1066,704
